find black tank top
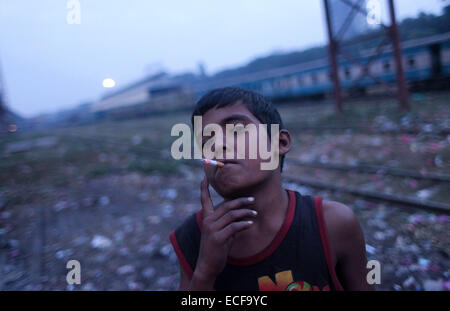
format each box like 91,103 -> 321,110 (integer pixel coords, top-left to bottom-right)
169,190 -> 343,291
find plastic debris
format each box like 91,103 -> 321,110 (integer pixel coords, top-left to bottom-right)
161,189 -> 178,200
161,204 -> 174,218
142,267 -> 156,279
416,189 -> 434,200
55,249 -> 73,259
403,276 -> 416,288
148,215 -> 161,225
156,275 -> 176,287
418,258 -> 430,269
139,243 -> 156,255
116,265 -> 135,275
365,244 -> 376,255
128,281 -> 142,290
90,235 -> 112,249
54,201 -> 69,212
99,196 -> 110,207
159,244 -> 172,257
423,279 -> 444,291
374,231 -> 385,241
82,282 -> 96,291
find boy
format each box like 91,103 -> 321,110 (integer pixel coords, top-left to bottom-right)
169,87 -> 372,291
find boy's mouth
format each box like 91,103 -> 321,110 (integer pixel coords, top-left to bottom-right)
214,159 -> 240,177
221,159 -> 239,165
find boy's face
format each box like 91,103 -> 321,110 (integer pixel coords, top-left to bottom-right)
198,102 -> 283,199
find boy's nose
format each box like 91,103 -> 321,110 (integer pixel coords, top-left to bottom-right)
213,134 -> 233,159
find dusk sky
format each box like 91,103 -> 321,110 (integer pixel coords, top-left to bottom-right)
0,0 -> 447,117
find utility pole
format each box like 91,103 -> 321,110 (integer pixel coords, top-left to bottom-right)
323,0 -> 344,113
322,0 -> 409,112
388,0 -> 409,111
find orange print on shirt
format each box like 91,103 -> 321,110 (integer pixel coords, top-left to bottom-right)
257,270 -> 330,291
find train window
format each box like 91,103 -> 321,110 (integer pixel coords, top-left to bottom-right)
383,60 -> 391,72
407,56 -> 416,68
344,68 -> 351,80
311,73 -> 317,84
291,76 -> 300,87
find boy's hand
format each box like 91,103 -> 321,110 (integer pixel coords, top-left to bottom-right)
194,177 -> 256,285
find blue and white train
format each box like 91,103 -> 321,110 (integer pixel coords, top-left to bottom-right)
92,32 -> 450,117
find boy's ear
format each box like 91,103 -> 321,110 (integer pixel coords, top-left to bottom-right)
278,129 -> 291,157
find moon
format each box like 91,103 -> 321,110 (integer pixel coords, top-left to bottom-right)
102,78 -> 116,88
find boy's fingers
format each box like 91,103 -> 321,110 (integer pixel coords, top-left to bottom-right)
200,177 -> 214,217
212,197 -> 255,220
213,209 -> 257,230
217,220 -> 253,241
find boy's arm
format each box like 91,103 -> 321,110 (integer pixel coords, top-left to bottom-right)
178,263 -> 216,291
323,200 -> 374,291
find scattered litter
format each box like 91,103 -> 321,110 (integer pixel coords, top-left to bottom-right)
416,189 -> 435,200
418,258 -> 430,269
365,244 -> 376,255
142,267 -> 156,279
423,279 -> 443,291
56,249 -> 73,260
54,201 -> 69,212
117,265 -> 135,275
148,215 -> 161,225
128,281 -> 142,290
374,232 -> 385,241
159,244 -> 172,257
403,276 -> 416,288
161,189 -> 178,200
90,235 -> 112,249
99,196 -> 110,207
161,204 -> 174,218
82,282 -> 96,291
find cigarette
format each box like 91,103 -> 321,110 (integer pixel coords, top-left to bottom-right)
200,158 -> 224,167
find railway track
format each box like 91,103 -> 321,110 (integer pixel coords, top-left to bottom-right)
286,159 -> 450,182
286,124 -> 449,137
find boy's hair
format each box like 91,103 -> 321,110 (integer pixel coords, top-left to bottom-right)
191,86 -> 286,171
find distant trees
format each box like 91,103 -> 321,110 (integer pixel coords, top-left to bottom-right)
212,5 -> 450,79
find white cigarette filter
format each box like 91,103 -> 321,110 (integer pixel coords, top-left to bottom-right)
200,158 -> 225,167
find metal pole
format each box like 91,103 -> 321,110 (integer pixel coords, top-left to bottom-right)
388,0 -> 409,111
323,0 -> 343,113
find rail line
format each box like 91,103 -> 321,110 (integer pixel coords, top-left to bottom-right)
286,159 -> 450,182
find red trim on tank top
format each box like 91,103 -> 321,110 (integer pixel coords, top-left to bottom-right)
169,231 -> 194,279
314,196 -> 344,291
196,190 -> 296,266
